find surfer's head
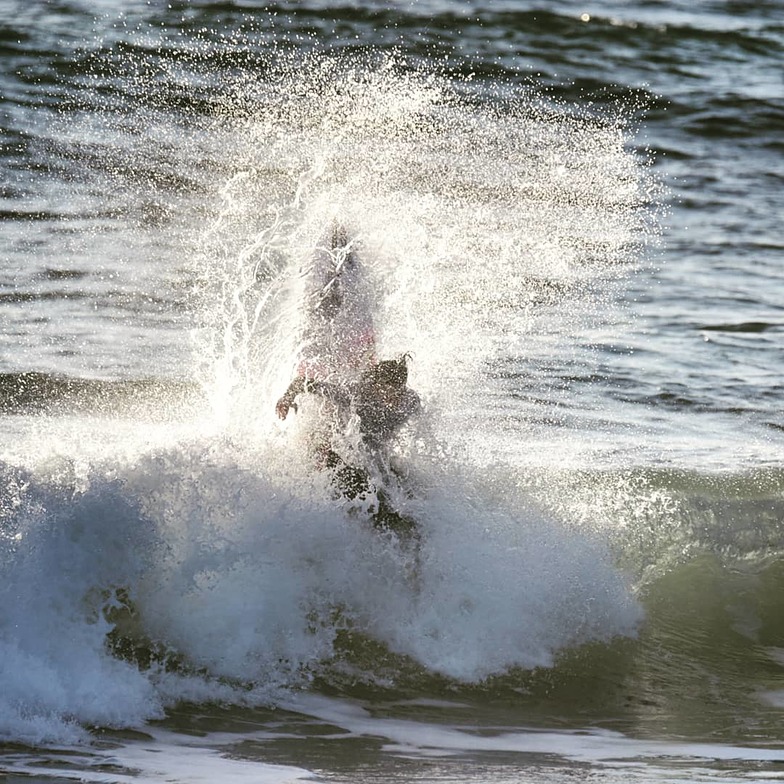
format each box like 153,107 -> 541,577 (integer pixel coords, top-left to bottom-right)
360,355 -> 410,407
373,357 -> 408,387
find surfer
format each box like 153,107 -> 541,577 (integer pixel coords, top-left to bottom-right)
278,222 -> 420,538
276,354 -> 421,537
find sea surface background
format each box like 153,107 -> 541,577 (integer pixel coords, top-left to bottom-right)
1,1 -> 783,782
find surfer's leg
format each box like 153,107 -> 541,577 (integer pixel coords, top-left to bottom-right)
321,448 -> 373,500
372,488 -> 419,541
335,463 -> 373,500
372,488 -> 422,591
321,447 -> 420,544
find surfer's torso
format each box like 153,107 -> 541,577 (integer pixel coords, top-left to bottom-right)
302,378 -> 421,455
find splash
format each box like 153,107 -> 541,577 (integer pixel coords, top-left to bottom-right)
188,51 -> 655,451
0,45 -> 654,745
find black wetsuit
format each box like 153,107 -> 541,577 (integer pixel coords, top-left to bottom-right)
298,377 -> 421,536
302,378 -> 420,455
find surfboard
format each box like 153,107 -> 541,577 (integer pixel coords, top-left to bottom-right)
295,222 -> 376,383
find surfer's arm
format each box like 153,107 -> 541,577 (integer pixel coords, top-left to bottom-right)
275,377 -> 348,419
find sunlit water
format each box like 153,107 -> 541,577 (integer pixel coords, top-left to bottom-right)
1,1 -> 783,782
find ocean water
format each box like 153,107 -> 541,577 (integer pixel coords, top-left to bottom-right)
1,1 -> 783,782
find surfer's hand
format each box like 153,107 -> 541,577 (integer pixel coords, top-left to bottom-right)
276,395 -> 293,419
276,377 -> 305,419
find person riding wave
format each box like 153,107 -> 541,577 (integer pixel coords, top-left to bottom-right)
277,221 -> 421,537
276,354 -> 421,536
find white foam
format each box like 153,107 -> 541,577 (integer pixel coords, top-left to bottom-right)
0,425 -> 641,746
279,692 -> 784,766
1,728 -> 314,784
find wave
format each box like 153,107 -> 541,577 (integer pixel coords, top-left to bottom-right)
699,320 -> 781,333
4,0 -> 780,157
2,435 -> 784,746
3,0 -> 782,754
0,435 -> 645,743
